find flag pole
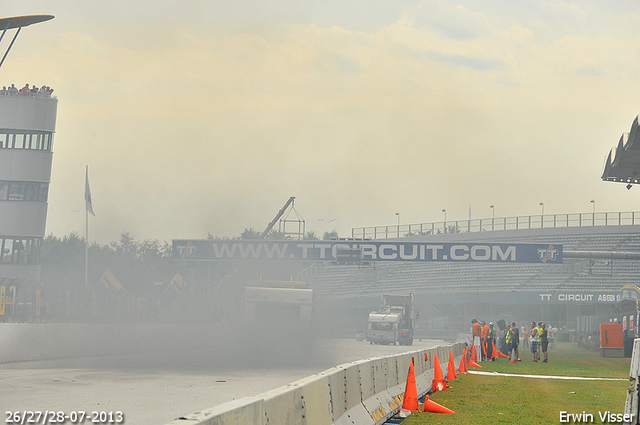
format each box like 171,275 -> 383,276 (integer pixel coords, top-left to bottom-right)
85,202 -> 88,287
85,165 -> 89,287
84,165 -> 95,288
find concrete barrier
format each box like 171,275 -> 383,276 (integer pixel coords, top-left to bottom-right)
325,363 -> 360,422
165,342 -> 464,425
170,397 -> 265,425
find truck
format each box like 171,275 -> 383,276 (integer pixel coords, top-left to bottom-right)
366,294 -> 417,346
240,280 -> 314,356
242,280 -> 313,331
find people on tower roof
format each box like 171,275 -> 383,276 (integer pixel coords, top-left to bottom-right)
0,83 -> 53,97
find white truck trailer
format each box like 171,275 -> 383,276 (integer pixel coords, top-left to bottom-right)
241,280 -> 314,355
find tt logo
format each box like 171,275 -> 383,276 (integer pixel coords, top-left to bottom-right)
176,242 -> 197,260
537,245 -> 558,263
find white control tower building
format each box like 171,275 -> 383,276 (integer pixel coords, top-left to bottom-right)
0,15 -> 56,282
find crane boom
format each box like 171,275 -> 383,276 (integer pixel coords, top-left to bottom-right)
261,197 -> 295,238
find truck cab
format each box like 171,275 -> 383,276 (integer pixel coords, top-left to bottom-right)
366,311 -> 401,345
367,294 -> 417,346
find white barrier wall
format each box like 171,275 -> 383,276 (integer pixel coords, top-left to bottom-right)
165,342 -> 465,425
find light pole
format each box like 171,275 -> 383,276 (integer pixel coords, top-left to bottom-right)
590,200 -> 595,226
490,205 -> 494,231
539,202 -> 544,228
442,209 -> 447,232
395,212 -> 400,237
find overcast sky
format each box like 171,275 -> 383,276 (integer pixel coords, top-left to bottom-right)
2,0 -> 640,244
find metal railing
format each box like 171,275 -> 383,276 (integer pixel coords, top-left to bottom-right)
351,211 -> 640,239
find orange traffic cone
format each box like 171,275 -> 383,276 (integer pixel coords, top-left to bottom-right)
425,352 -> 428,362
470,344 -> 479,363
495,344 -> 509,359
446,351 -> 457,381
421,395 -> 456,414
510,348 -> 517,364
432,378 -> 448,392
431,353 -> 448,392
401,363 -> 419,411
458,355 -> 467,374
433,353 -> 444,381
491,341 -> 500,360
467,359 -> 481,368
468,346 -> 481,367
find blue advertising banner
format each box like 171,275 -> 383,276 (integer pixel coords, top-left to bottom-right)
172,240 -> 562,264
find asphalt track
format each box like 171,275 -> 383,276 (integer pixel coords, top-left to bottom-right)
1,338 -> 444,425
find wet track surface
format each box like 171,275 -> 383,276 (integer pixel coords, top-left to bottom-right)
1,338 -> 444,425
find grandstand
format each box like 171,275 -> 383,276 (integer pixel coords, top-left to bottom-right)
602,115 -> 640,188
304,214 -> 640,333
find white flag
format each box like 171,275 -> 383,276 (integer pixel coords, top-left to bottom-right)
85,166 -> 95,216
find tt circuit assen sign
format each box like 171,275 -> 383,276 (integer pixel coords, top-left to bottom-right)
172,240 -> 562,264
537,288 -> 640,304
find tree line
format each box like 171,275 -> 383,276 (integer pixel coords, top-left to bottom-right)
40,228 -> 340,289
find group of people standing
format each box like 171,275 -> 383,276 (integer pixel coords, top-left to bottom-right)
471,318 -> 549,363
0,83 -> 54,97
471,318 -> 501,361
527,321 -> 549,363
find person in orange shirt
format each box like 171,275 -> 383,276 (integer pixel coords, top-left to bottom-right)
472,318 -> 482,337
471,319 -> 482,360
481,321 -> 490,361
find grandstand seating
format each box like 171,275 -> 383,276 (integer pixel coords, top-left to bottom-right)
303,227 -> 640,299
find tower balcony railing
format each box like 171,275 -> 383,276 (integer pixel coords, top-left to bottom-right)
351,211 -> 640,239
0,91 -> 54,99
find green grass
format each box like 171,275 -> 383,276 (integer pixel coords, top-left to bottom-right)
402,342 -> 631,425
